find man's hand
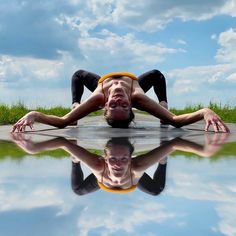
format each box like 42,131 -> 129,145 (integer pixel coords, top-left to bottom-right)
11,111 -> 36,133
204,108 -> 230,133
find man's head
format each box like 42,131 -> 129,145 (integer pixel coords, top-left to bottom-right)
104,138 -> 134,178
104,82 -> 134,128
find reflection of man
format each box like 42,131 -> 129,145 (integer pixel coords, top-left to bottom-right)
71,138 -> 168,196
11,132 -> 229,195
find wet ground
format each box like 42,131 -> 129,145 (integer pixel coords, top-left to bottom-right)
0,114 -> 236,236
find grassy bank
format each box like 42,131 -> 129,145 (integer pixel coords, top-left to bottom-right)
0,102 -> 235,125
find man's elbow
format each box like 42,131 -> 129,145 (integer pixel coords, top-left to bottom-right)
56,118 -> 68,129
171,116 -> 183,128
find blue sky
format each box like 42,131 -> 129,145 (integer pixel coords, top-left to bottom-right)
0,0 -> 236,108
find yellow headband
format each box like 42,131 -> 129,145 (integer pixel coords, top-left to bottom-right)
98,72 -> 138,83
97,181 -> 137,194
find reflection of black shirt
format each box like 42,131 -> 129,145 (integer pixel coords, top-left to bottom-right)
138,164 -> 167,196
71,162 -> 167,196
71,162 -> 99,195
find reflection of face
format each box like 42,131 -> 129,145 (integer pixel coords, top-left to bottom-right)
105,144 -> 131,178
105,83 -> 131,120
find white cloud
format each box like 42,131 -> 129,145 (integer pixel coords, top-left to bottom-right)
54,0 -> 236,35
216,204 -> 236,236
109,0 -> 236,32
215,28 -> 236,63
78,30 -> 183,73
177,39 -> 187,45
0,185 -> 63,212
167,63 -> 236,102
77,200 -> 175,236
221,0 -> 236,17
226,73 -> 236,82
0,52 -> 79,106
0,54 -> 63,84
168,164 -> 236,203
172,79 -> 197,94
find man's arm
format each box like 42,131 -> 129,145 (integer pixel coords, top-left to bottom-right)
12,93 -> 104,132
133,94 -> 230,132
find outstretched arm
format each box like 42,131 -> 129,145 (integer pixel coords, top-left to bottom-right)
133,133 -> 228,172
11,135 -> 103,172
171,133 -> 229,157
11,93 -> 104,132
133,94 -> 230,133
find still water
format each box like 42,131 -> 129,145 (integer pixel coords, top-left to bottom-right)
0,132 -> 235,236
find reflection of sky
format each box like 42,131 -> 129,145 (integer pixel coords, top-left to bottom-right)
0,153 -> 236,236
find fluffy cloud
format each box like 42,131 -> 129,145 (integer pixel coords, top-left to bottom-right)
215,28 -> 236,63
110,0 -> 235,32
1,0 -> 234,60
215,204 -> 236,236
77,200 -> 175,236
78,30 -> 184,73
0,185 -> 63,212
0,0 -> 236,107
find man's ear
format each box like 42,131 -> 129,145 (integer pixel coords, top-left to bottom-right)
104,154 -> 108,163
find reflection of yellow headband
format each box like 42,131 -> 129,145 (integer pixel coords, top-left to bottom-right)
98,72 -> 138,83
97,181 -> 137,194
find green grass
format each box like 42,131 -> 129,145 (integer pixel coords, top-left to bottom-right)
0,102 -> 235,125
0,102 -> 103,125
170,102 -> 236,123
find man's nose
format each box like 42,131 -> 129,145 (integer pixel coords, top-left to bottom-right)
114,160 -> 122,166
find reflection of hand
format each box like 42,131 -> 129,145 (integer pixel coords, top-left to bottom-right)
204,108 -> 230,133
11,111 -> 36,133
11,133 -> 36,153
203,132 -> 230,156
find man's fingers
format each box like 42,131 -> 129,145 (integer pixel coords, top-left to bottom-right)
212,122 -> 219,133
205,121 -> 211,131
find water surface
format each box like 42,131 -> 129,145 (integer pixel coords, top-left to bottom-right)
0,133 -> 235,236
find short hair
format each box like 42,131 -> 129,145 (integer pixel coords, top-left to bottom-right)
104,109 -> 135,128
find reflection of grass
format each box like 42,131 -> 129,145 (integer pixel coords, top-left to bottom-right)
0,102 -> 235,125
171,142 -> 236,160
1,140 -> 236,161
0,141 -> 69,161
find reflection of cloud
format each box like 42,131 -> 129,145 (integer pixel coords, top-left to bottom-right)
0,185 -> 63,212
0,157 -> 73,215
215,204 -> 236,236
226,73 -> 236,82
167,159 -> 236,236
169,171 -> 236,203
77,200 -> 175,236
